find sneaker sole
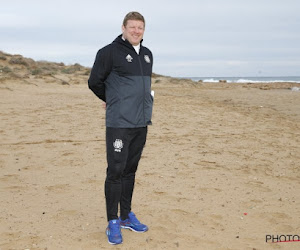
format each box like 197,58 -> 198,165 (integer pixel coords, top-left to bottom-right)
120,225 -> 148,233
107,240 -> 123,245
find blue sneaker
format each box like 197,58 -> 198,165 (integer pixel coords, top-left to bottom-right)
120,212 -> 148,232
106,219 -> 123,245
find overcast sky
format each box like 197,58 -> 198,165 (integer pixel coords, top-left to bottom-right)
1,0 -> 300,77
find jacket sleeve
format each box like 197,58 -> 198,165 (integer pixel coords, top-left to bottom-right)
88,45 -> 112,102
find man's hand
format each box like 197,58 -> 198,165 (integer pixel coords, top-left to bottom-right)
102,102 -> 106,110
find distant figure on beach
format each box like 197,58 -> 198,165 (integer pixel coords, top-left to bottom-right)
88,11 -> 154,245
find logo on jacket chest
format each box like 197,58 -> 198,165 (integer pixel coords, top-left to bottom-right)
144,55 -> 151,63
126,54 -> 133,63
125,54 -> 151,64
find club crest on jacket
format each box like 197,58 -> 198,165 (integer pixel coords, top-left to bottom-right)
144,55 -> 151,63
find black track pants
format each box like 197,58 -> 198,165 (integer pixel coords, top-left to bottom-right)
105,127 -> 147,221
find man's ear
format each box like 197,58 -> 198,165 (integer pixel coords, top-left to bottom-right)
121,25 -> 125,33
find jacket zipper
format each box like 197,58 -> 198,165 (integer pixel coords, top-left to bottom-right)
137,51 -> 146,125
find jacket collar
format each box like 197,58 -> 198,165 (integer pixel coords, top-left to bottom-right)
114,34 -> 143,50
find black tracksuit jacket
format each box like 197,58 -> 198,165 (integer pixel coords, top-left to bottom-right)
88,35 -> 153,128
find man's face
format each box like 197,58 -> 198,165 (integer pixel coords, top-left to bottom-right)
122,20 -> 145,46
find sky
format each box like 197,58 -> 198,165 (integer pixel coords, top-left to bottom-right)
1,0 -> 300,77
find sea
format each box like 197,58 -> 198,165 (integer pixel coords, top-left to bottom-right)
184,76 -> 300,84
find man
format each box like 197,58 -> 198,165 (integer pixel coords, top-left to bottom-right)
88,11 -> 153,245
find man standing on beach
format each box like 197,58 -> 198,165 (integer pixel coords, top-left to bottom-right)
88,11 -> 153,245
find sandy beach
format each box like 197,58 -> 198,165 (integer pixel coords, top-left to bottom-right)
1,52 -> 300,249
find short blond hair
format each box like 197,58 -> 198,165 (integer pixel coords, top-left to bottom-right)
123,11 -> 145,27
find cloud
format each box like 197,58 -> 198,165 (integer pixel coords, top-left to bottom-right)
0,13 -> 38,28
1,0 -> 300,76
